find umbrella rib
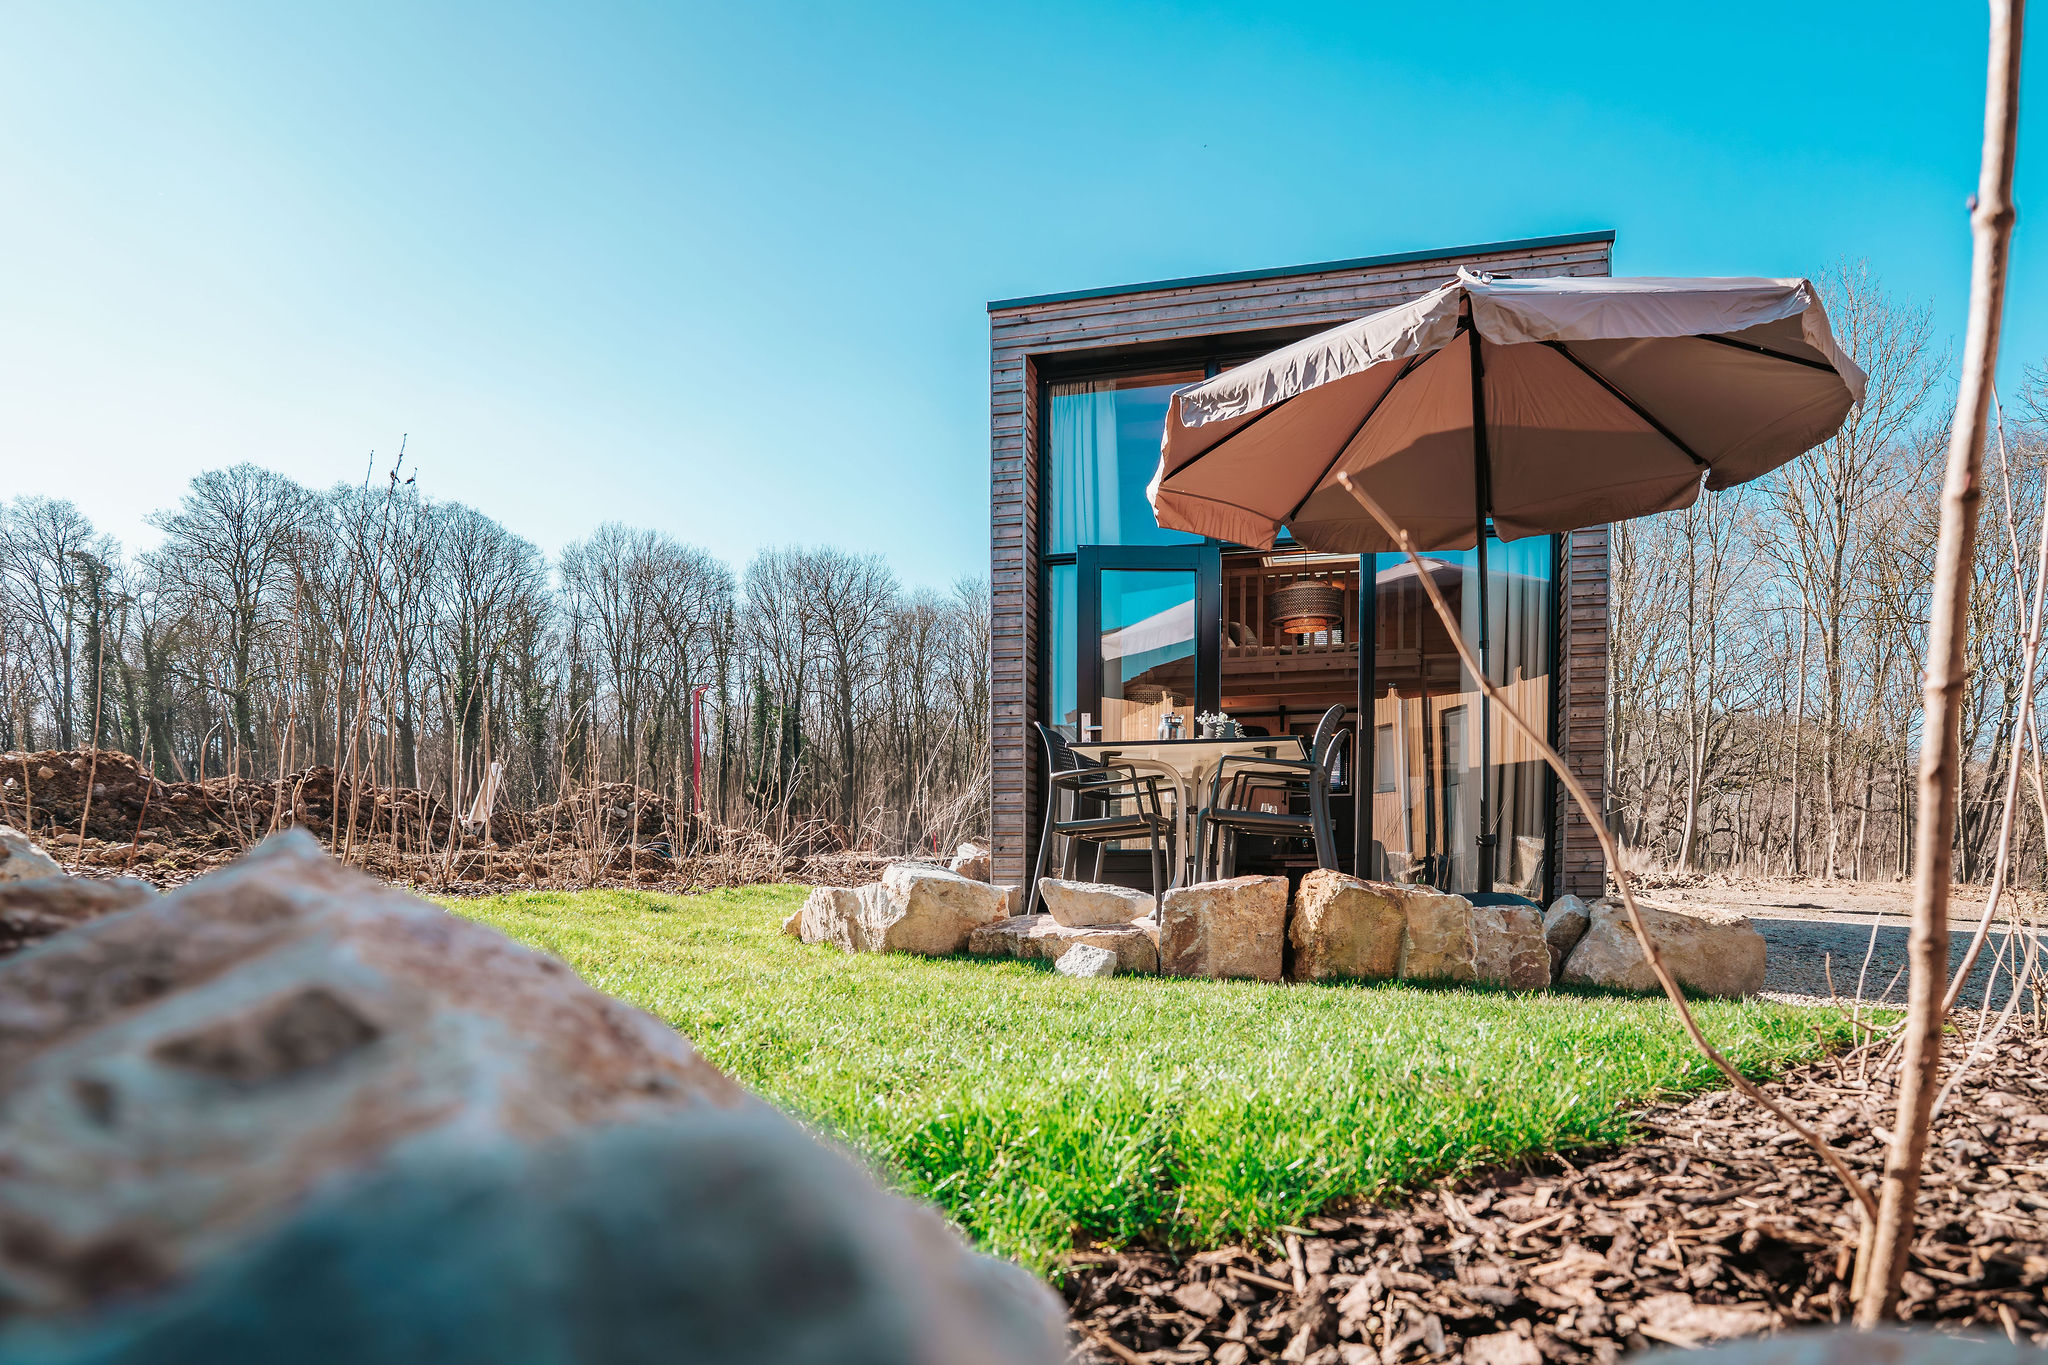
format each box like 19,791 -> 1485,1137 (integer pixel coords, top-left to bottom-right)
1695,333 -> 1840,372
1280,350 -> 1429,527
1541,341 -> 1709,468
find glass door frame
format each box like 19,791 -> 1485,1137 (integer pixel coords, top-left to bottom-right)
1075,544 -> 1222,739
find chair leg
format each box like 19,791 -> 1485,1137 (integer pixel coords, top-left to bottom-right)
1310,787 -> 1335,871
1027,807 -> 1056,919
1092,839 -> 1106,881
1148,825 -> 1164,915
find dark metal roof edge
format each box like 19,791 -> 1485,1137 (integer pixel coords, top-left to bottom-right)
986,230 -> 1618,313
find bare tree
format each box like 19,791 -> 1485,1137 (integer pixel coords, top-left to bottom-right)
1764,264 -> 1941,878
0,497 -> 112,748
147,464 -> 313,771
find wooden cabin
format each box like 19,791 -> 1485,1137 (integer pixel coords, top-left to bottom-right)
987,233 -> 1613,901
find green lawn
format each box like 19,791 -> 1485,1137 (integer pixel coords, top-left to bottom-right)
447,884 -> 1849,1273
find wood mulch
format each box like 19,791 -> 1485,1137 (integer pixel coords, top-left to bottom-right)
1064,1021 -> 2048,1364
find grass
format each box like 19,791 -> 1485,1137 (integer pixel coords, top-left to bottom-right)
447,884 -> 1852,1274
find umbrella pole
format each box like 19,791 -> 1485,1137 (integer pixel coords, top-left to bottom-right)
1467,320 -> 1495,895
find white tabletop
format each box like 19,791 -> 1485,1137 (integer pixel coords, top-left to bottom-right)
1071,735 -> 1306,775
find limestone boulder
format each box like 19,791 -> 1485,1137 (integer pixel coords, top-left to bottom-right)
871,863 -> 1009,954
1160,876 -> 1286,982
799,865 -> 1007,956
1037,877 -> 1153,927
1560,899 -> 1766,998
1543,895 -> 1592,976
0,873 -> 154,958
1287,870 -> 1405,982
949,842 -> 991,883
1393,885 -> 1478,982
797,884 -> 870,952
1054,944 -> 1119,978
966,914 -> 1158,974
1472,903 -> 1552,990
0,830 -> 1063,1363
0,824 -> 61,883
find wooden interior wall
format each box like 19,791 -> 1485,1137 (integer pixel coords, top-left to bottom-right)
988,233 -> 1615,892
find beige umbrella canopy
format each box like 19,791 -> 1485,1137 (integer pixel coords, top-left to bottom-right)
1148,269 -> 1865,895
1147,268 -> 1867,553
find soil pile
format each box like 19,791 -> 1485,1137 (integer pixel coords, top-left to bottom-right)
0,749 -> 893,893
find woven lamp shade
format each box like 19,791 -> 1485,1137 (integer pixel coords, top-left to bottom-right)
1270,581 -> 1344,636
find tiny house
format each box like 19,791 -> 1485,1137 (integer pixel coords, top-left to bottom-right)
988,233 -> 1613,901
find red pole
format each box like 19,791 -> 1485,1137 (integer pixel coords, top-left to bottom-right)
690,684 -> 711,816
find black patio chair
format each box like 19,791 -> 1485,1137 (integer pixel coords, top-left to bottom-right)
1194,704 -> 1351,880
1027,722 -> 1173,917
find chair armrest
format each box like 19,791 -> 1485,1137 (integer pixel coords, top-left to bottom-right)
1052,767 -> 1165,800
1212,753 -> 1315,777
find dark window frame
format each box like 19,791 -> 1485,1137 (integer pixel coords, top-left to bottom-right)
1030,343 -> 1563,896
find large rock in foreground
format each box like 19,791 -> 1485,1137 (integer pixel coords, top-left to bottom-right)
799,863 -> 1008,955
0,872 -> 154,958
1561,899 -> 1767,998
1037,877 -> 1153,927
1472,903 -> 1552,990
1287,870 -> 1404,982
1394,884 -> 1478,982
0,824 -> 61,883
1636,1327 -> 2036,1364
966,914 -> 1159,974
0,832 -> 1062,1362
1160,876 -> 1286,982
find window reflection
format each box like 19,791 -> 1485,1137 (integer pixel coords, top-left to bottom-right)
1370,541 -> 1553,896
1045,372 -> 1205,555
1098,569 -> 1197,742
1047,562 -> 1075,735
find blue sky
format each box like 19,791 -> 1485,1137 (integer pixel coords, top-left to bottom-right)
0,2 -> 2039,588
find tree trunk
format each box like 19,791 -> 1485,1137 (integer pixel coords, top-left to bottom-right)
1858,0 -> 2021,1322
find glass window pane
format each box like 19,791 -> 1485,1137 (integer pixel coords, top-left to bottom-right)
1099,568 -> 1197,742
1046,562 -> 1076,736
1370,538 -> 1553,894
1486,536 -> 1556,897
1045,372 -> 1205,554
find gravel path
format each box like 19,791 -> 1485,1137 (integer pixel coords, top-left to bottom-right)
1628,877 -> 2042,1012
1752,913 -> 2035,1010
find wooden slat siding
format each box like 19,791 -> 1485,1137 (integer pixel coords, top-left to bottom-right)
1553,525 -> 1610,898
989,236 -> 1614,887
991,247 -> 1613,340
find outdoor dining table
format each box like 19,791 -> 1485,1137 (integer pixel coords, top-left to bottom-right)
1070,735 -> 1308,888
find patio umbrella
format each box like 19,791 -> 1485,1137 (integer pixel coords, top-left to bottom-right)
1147,268 -> 1866,889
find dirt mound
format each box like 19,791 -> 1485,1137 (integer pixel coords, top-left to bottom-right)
0,749 -> 897,893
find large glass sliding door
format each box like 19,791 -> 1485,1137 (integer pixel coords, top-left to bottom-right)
1368,537 -> 1555,897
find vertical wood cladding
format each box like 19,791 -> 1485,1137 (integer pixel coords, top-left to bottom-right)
989,236 -> 1614,891
1555,525 -> 1611,899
